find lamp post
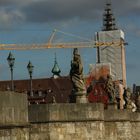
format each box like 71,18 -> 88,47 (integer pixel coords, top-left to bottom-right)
27,61 -> 34,96
7,52 -> 15,91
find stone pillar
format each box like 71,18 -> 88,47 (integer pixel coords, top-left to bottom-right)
0,91 -> 29,139
0,91 -> 28,125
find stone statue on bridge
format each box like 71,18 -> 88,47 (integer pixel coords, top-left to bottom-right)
70,48 -> 87,103
104,74 -> 115,103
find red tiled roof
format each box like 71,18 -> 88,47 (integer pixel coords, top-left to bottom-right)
0,76 -> 72,103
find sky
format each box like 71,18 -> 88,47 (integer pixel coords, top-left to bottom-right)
0,0 -> 140,86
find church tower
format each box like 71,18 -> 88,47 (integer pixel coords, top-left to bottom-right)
95,0 -> 127,86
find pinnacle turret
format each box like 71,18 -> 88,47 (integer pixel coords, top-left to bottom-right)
102,1 -> 117,31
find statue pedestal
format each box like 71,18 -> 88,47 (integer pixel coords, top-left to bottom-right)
76,95 -> 88,103
69,90 -> 88,103
108,102 -> 117,110
76,92 -> 88,103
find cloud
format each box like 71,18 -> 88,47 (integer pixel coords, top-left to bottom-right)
113,0 -> 140,16
0,9 -> 25,28
22,0 -> 103,23
21,0 -> 140,23
0,0 -> 32,6
0,0 -> 140,26
0,0 -> 30,28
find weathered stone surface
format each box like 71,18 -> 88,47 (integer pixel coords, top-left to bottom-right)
0,91 -> 28,126
0,92 -> 140,140
131,122 -> 140,140
29,103 -> 104,123
0,128 -> 29,140
130,112 -> 140,121
104,122 -> 117,140
116,122 -> 132,140
29,103 -> 140,140
0,91 -> 29,140
30,124 -> 49,140
30,122 -> 105,140
104,110 -> 131,121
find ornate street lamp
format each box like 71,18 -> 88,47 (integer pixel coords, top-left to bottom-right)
27,61 -> 34,96
7,52 -> 15,91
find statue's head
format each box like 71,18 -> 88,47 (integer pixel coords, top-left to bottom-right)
73,48 -> 80,61
73,48 -> 79,55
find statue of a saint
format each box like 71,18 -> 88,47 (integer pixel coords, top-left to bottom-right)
136,93 -> 140,112
123,87 -> 136,111
104,74 -> 115,103
70,48 -> 86,94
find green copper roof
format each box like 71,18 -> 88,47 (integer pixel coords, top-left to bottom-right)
51,54 -> 61,76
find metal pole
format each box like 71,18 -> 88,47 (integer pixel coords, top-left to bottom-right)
11,67 -> 14,91
96,32 -> 100,63
30,74 -> 33,96
121,39 -> 127,87
97,47 -> 100,63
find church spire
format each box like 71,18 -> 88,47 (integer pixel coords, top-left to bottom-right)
102,0 -> 117,31
51,53 -> 61,78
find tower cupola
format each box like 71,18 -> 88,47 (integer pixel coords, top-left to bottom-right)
51,53 -> 61,78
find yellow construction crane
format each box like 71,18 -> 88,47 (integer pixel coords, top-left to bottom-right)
0,29 -> 126,50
